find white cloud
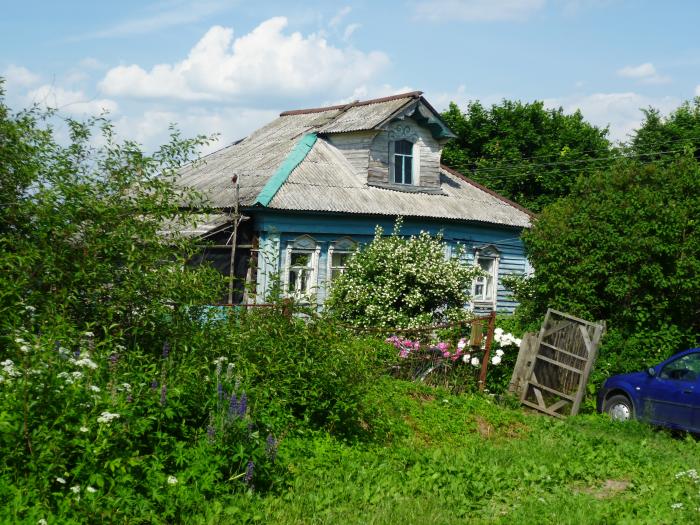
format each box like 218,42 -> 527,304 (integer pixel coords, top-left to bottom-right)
329,6 -> 352,28
414,0 -> 546,22
26,85 -> 118,115
80,57 -> 106,70
99,17 -> 389,104
3,65 -> 40,87
545,92 -> 680,142
113,106 -> 278,155
343,23 -> 361,41
617,62 -> 671,84
71,0 -> 232,40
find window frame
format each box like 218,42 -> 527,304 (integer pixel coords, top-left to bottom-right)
471,245 -> 500,310
282,235 -> 320,300
387,124 -> 420,186
327,237 -> 357,284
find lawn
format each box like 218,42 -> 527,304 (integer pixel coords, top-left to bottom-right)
210,379 -> 700,525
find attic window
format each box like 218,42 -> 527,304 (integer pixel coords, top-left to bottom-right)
392,139 -> 413,185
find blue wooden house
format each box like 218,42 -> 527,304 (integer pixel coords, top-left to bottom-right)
176,91 -> 533,312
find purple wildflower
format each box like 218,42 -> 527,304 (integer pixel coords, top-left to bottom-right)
266,434 -> 278,462
160,383 -> 167,405
151,380 -> 158,390
244,460 -> 254,484
109,353 -> 119,365
217,382 -> 223,402
228,392 -> 238,418
238,392 -> 247,417
162,341 -> 170,359
74,349 -> 81,358
126,394 -> 133,403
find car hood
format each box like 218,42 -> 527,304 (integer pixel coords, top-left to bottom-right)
606,371 -> 647,386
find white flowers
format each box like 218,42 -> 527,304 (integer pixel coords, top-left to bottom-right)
119,383 -> 132,392
494,328 -> 522,348
79,426 -> 89,433
1,359 -> 20,378
86,486 -> 97,493
70,356 -> 98,369
470,357 -> 480,367
37,519 -> 47,525
671,503 -> 683,509
89,385 -> 100,392
167,475 -> 178,485
56,477 -> 66,484
70,485 -> 81,494
97,412 -> 120,424
491,355 -> 502,365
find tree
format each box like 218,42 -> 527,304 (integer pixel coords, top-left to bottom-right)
631,97 -> 700,162
441,100 -> 612,212
325,220 -> 480,328
0,81 -> 224,342
510,155 -> 700,370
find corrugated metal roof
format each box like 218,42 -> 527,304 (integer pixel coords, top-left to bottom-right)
268,140 -> 531,227
175,92 -> 531,228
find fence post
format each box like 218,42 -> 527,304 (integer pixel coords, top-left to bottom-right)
478,311 -> 497,392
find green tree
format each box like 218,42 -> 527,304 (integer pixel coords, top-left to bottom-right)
631,97 -> 700,161
0,81 -> 224,343
325,220 -> 480,328
441,100 -> 612,212
510,155 -> 699,371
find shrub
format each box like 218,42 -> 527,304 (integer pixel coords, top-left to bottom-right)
325,219 -> 480,328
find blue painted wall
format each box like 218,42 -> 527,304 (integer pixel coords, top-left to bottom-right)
251,210 -> 528,313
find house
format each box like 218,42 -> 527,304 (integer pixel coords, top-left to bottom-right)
176,91 -> 533,312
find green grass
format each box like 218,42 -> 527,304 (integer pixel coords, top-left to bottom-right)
206,378 -> 700,525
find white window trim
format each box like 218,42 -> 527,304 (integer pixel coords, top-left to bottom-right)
282,236 -> 320,301
327,237 -> 357,284
471,247 -> 500,311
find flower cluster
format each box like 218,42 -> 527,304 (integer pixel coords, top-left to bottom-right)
96,411 -> 120,424
0,359 -> 21,382
494,328 -> 522,347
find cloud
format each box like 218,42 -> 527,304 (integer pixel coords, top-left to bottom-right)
696,85 -> 700,97
413,0 -> 546,22
617,62 -> 671,84
2,65 -> 40,87
343,23 -> 361,41
329,6 -> 352,28
99,17 -> 389,104
113,106 -> 279,155
26,84 -> 118,115
71,0 -> 232,40
545,91 -> 680,142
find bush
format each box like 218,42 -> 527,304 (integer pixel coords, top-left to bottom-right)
325,219 -> 480,328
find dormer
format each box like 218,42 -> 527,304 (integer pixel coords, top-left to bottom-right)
311,92 -> 455,195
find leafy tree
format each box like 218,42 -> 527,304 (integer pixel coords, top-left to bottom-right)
325,220 -> 480,328
509,155 -> 700,372
441,100 -> 612,212
0,81 -> 224,343
631,97 -> 700,161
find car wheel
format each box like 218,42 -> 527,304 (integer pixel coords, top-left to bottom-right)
604,394 -> 634,422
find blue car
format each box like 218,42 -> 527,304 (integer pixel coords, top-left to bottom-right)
597,347 -> 700,433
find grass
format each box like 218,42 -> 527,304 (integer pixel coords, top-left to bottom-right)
205,378 -> 700,524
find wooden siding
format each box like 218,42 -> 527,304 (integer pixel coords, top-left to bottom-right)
369,118 -> 442,189
327,131 -> 377,177
253,211 -> 528,313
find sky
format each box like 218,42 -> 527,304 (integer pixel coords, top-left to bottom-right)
2,0 -> 699,154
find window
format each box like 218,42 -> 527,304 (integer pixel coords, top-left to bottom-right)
283,235 -> 319,298
659,353 -> 700,381
393,139 -> 413,185
471,246 -> 500,309
327,237 -> 357,283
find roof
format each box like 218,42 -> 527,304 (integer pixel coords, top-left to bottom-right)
176,91 -> 532,229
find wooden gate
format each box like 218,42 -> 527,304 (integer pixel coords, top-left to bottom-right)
520,309 -> 604,417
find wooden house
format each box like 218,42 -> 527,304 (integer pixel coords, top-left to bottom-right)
176,91 -> 533,312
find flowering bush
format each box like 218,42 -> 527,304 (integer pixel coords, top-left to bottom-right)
325,219 -> 481,328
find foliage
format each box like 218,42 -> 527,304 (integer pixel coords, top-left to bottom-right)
325,219 -> 480,328
0,82 -> 225,344
631,97 -> 700,161
512,155 -> 699,376
440,100 -> 612,212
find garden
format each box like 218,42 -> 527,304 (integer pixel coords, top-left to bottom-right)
2,85 -> 700,524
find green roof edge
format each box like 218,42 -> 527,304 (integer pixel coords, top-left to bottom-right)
254,133 -> 318,207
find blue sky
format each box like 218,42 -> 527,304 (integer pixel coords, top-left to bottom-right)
2,0 -> 699,153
